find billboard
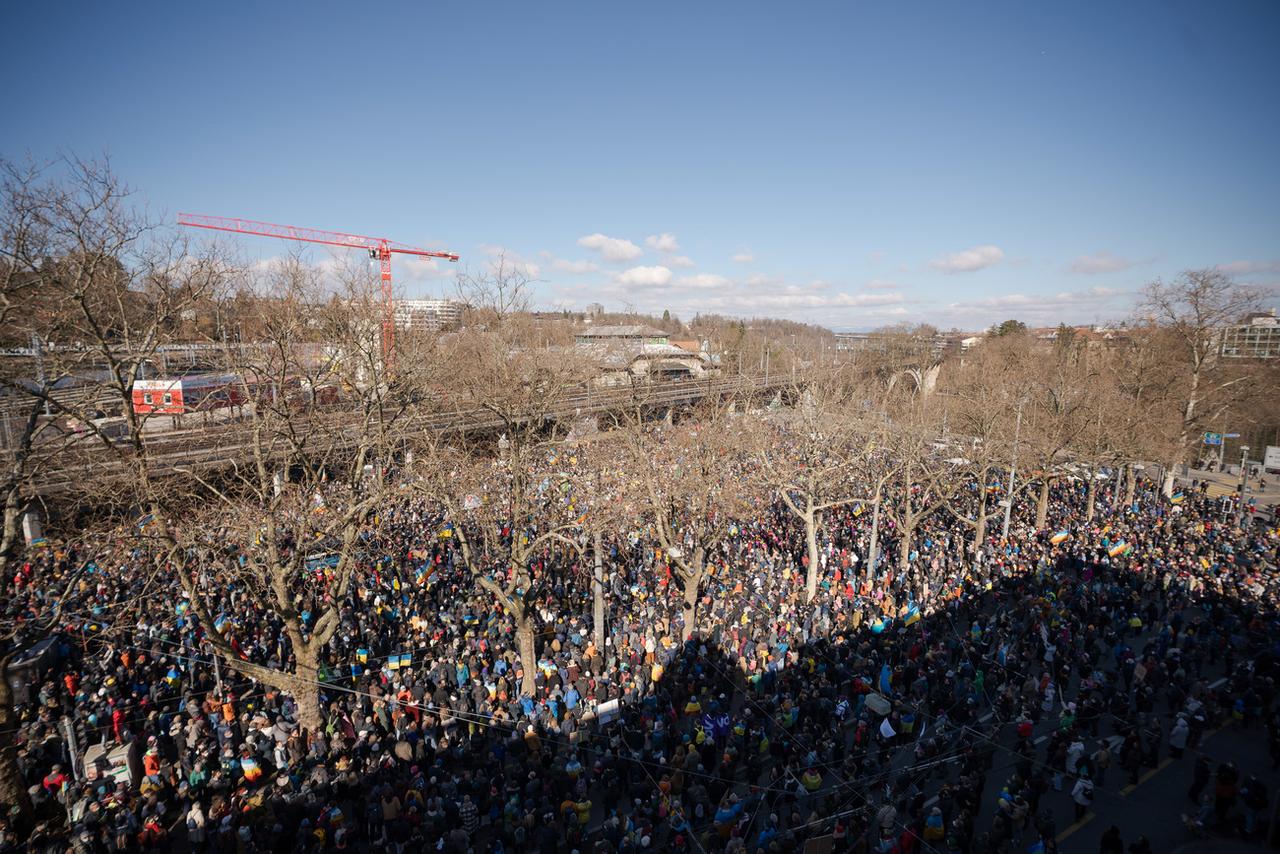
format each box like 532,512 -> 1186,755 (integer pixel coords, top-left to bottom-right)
1264,445 -> 1280,474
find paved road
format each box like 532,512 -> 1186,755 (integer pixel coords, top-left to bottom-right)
1061,725 -> 1275,852
1037,679 -> 1274,852
1181,465 -> 1280,508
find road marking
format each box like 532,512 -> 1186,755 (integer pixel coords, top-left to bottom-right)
1120,756 -> 1172,795
1057,810 -> 1095,842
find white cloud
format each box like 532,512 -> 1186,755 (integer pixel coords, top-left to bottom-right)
1061,286 -> 1120,300
479,245 -> 540,278
614,265 -> 673,288
577,232 -> 643,262
645,232 -> 681,253
401,255 -> 457,281
947,286 -> 1124,313
1069,251 -> 1137,275
677,273 -> 731,290
863,279 -> 901,291
1216,260 -> 1280,276
642,233 -> 693,267
551,269 -> 916,322
731,249 -> 756,264
930,244 -> 1004,274
550,258 -> 598,274
732,292 -> 908,312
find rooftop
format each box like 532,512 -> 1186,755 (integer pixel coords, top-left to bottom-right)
573,340 -> 709,369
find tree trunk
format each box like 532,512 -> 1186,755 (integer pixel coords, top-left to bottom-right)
517,613 -> 537,698
973,487 -> 989,559
291,648 -> 325,734
592,530 -> 606,653
897,526 -> 912,573
0,663 -> 32,826
1123,463 -> 1136,508
1172,367 -> 1201,497
1162,457 -> 1178,498
0,498 -> 22,591
1035,479 -> 1050,530
681,572 -> 701,642
1085,471 -> 1097,522
804,509 -> 820,603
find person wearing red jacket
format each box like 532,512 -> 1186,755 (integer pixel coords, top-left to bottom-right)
42,764 -> 67,795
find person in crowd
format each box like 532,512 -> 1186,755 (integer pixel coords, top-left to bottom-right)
0,466 -> 1275,853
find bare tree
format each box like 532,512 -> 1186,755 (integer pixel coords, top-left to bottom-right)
877,400 -> 959,599
156,257 -> 411,733
570,434 -> 638,653
624,402 -> 761,641
0,156 -> 219,821
938,337 -> 1029,557
1138,270 -> 1263,495
454,254 -> 533,323
1019,336 -> 1096,530
751,374 -> 877,601
410,265 -> 591,697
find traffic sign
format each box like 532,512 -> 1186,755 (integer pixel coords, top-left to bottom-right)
1203,432 -> 1223,446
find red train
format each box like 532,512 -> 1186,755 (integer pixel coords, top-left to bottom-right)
131,375 -> 339,416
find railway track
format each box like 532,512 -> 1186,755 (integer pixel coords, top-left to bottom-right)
26,374 -> 793,495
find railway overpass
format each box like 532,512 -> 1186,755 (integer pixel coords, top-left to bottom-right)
25,374 -> 799,497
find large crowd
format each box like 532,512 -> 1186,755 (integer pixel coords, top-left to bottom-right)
2,466 -> 1278,854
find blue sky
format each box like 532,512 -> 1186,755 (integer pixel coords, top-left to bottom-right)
4,1 -> 1278,330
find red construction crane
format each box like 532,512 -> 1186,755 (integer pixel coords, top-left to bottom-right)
177,213 -> 459,367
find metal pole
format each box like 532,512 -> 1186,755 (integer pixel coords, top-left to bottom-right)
593,529 -> 606,653
213,645 -> 223,698
1001,403 -> 1023,540
61,717 -> 82,782
868,486 -> 882,576
31,334 -> 51,417
1238,445 -> 1250,527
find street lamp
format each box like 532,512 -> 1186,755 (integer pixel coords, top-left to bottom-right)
1238,445 -> 1251,526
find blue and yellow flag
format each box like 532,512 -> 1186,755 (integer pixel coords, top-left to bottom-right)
879,663 -> 893,693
